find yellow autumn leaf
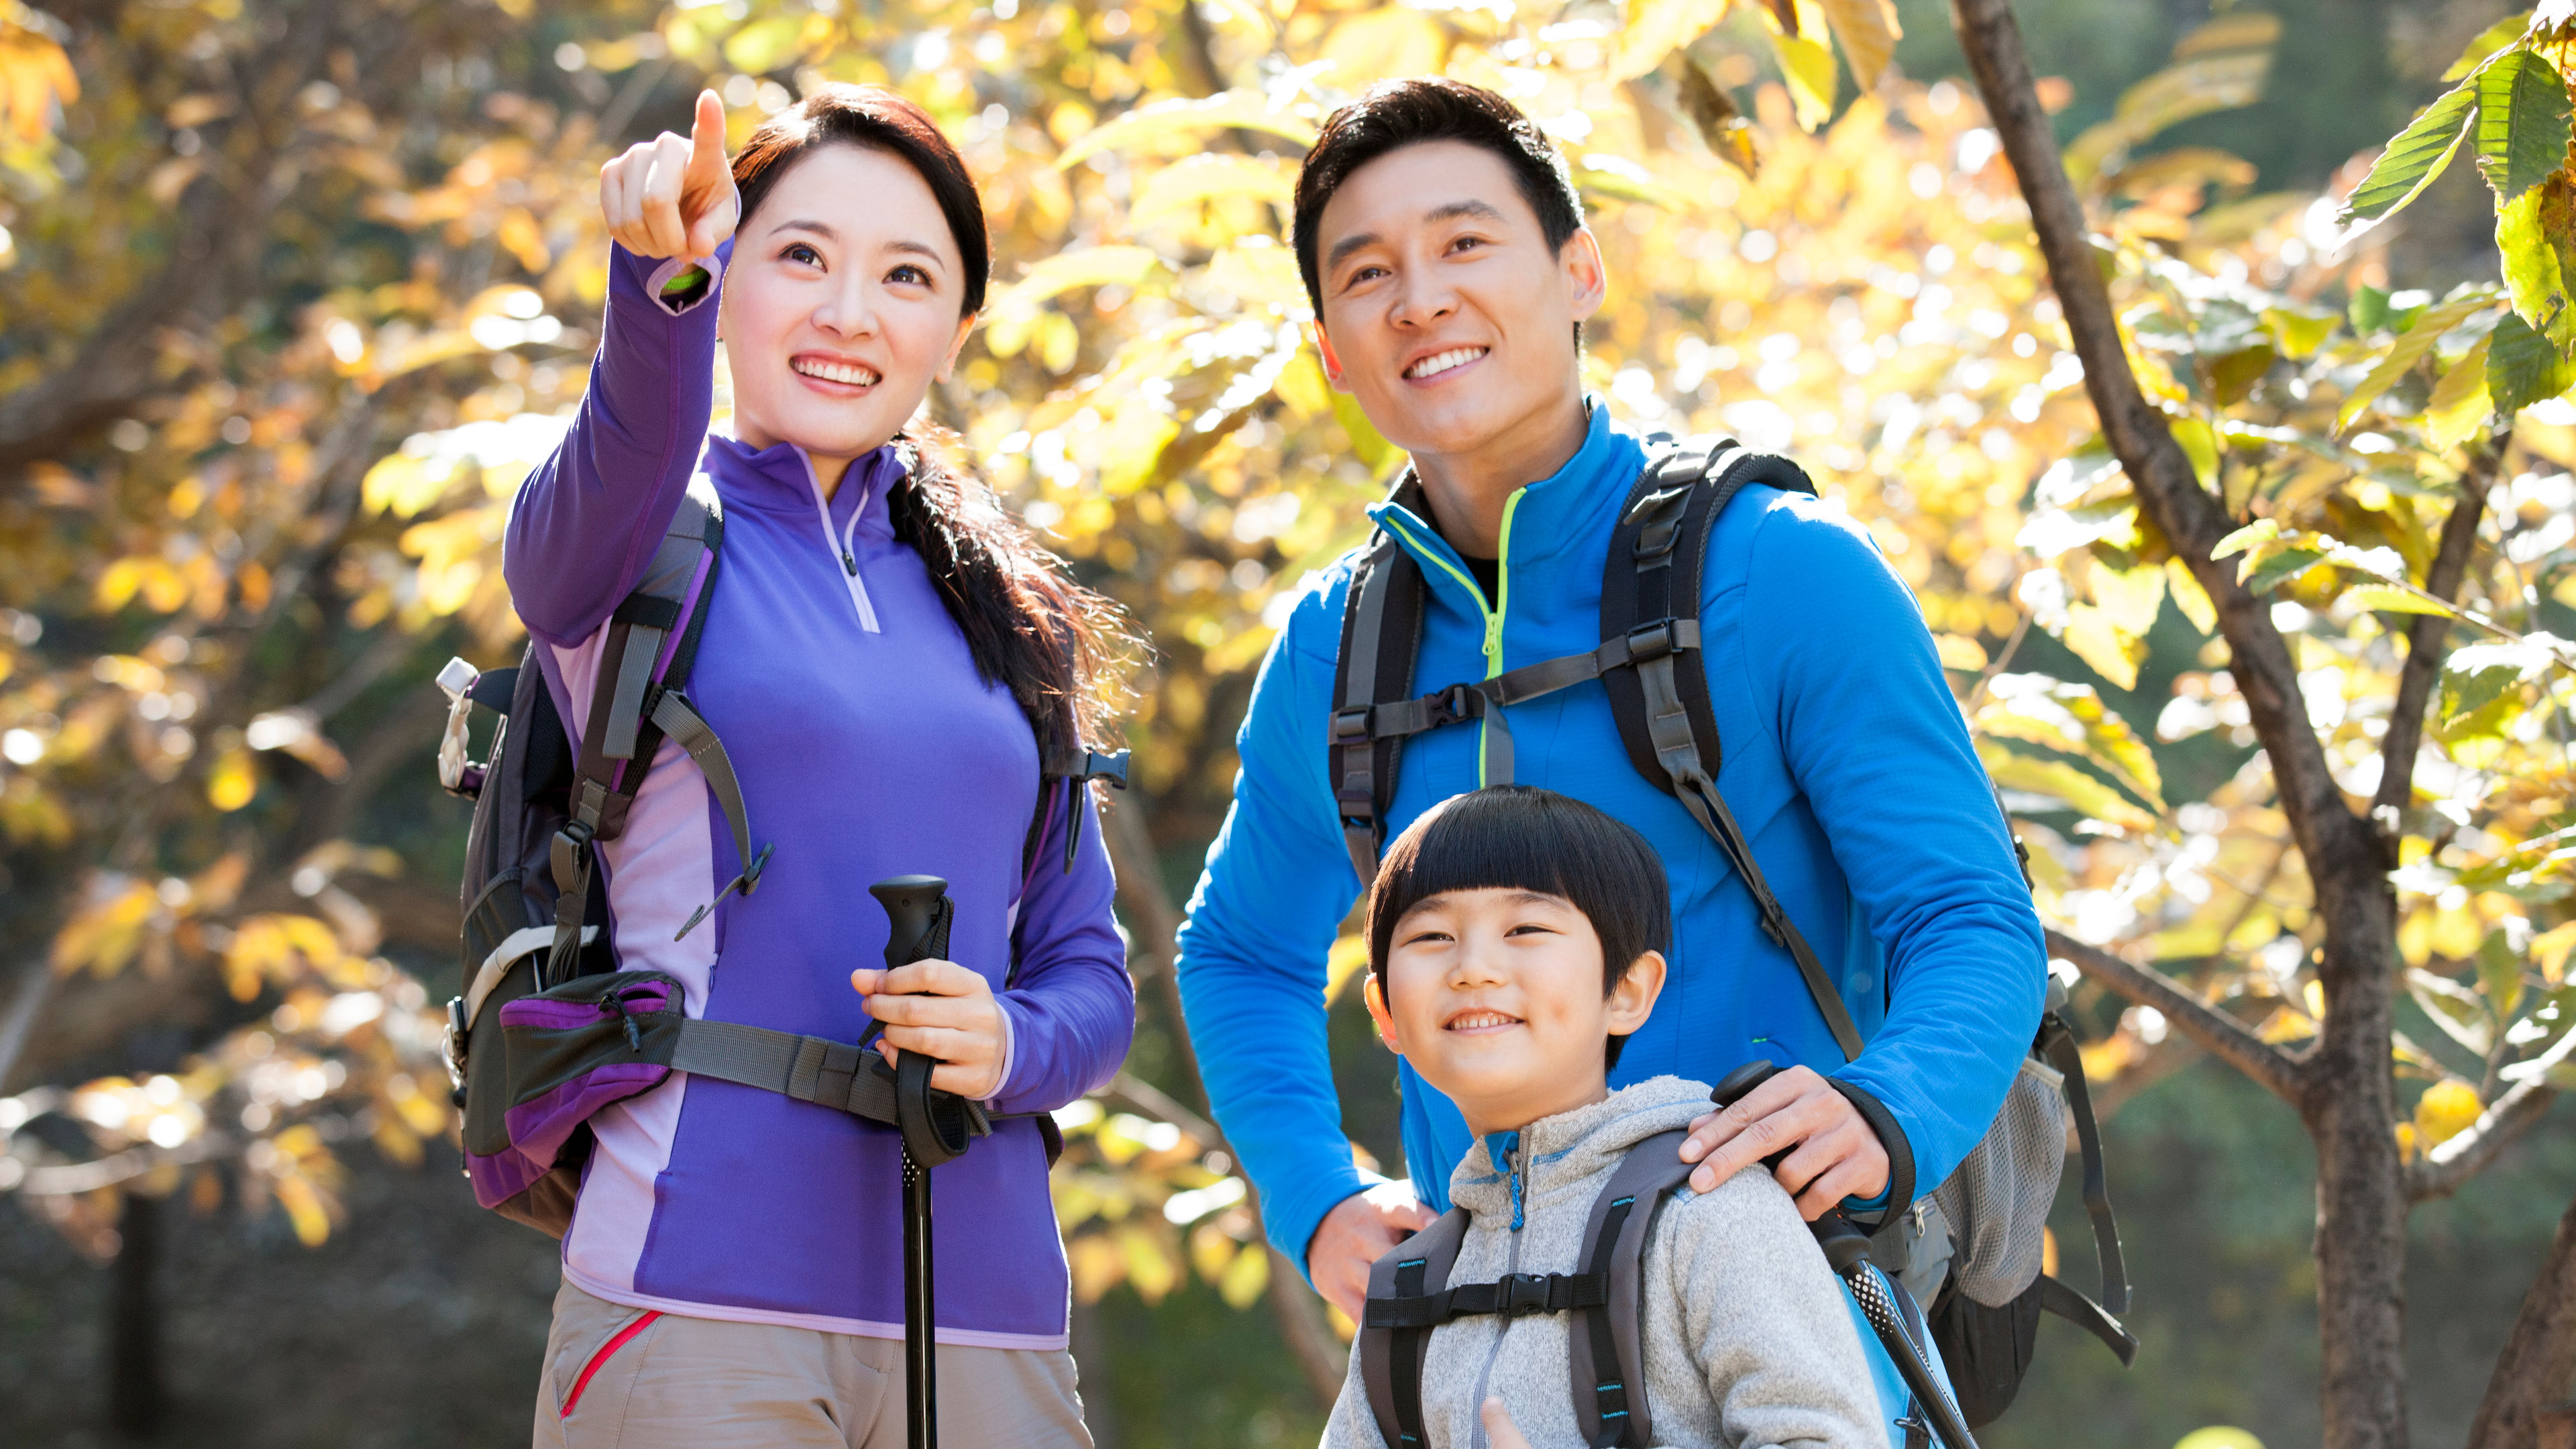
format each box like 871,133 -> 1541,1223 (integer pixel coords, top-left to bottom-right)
2413,1079 -> 2483,1145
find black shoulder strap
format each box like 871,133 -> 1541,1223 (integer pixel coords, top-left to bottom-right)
1360,1206 -> 1470,1447
1595,440 -> 1862,1061
547,492 -> 771,983
2037,1010 -> 2129,1317
1564,1128 -> 1697,1448
1330,480 -> 1430,885
1024,747 -> 1132,879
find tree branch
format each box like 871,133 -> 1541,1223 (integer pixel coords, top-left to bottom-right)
1947,0 -> 2372,885
2465,1185 -> 2576,1449
2045,930 -> 2307,1104
2408,1076 -> 2561,1202
2375,432 -> 2507,824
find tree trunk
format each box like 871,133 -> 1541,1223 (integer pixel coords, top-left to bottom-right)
108,1189 -> 164,1439
2467,1191 -> 2576,1449
1943,1 -> 2416,1443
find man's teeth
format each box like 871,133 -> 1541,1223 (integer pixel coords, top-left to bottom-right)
1448,1011 -> 1517,1030
1407,347 -> 1487,380
796,358 -> 879,386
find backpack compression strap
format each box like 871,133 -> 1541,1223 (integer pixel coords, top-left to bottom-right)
1566,1129 -> 1695,1448
1330,511 -> 1428,885
547,490 -> 769,985
1360,1207 -> 1470,1448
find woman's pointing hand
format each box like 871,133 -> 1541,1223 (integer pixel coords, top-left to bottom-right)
599,88 -> 740,263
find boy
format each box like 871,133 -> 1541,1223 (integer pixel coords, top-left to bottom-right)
1324,786 -> 1880,1449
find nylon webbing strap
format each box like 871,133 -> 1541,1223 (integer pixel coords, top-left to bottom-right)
1582,1195 -> 1641,1448
652,691 -> 761,902
1362,1270 -> 1609,1329
2037,1273 -> 2139,1365
602,623 -> 666,761
1390,1256 -> 1430,1447
1334,537 -> 1403,883
2039,1014 -> 2128,1313
668,1018 -> 991,1138
1675,775 -> 1866,1061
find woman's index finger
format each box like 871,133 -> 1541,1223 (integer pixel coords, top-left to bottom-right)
688,89 -> 729,176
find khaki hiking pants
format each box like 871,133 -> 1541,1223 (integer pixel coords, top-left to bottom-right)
533,1278 -> 1096,1448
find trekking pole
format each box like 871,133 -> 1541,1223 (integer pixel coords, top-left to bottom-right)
871,874 -> 971,1449
1710,1062 -> 1980,1449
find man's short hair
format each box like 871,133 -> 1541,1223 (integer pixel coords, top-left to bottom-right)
1291,77 -> 1587,320
1368,786 -> 1669,1069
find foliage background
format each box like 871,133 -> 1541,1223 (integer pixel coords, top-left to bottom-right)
1,0 -> 2570,1445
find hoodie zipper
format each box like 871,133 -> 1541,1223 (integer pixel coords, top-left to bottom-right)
1379,486 -> 1525,787
802,459 -> 881,633
1464,1131 -> 1527,1449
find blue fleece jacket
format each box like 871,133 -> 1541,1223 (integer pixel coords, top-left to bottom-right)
1174,405 -> 2046,1271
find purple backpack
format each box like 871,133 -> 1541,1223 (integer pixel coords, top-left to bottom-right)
433,478 -> 1116,1235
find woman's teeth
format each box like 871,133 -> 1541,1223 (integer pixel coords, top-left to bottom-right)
1406,347 -> 1487,380
795,358 -> 879,386
1446,1011 -> 1518,1030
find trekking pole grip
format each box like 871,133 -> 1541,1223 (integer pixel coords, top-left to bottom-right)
869,875 -> 972,1168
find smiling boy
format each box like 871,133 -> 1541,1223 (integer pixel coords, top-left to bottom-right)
1173,78 -> 2046,1320
1324,787 -> 1879,1449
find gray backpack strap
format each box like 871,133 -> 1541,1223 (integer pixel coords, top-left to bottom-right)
1568,1128 -> 1697,1448
1360,1207 -> 1470,1448
1329,510 -> 1428,886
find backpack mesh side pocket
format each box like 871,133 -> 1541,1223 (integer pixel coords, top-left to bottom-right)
1930,1053 -> 2068,1307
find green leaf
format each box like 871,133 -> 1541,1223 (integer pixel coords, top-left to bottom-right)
2479,928 -> 2529,1021
2445,13 -> 2536,80
2424,332 -> 2498,448
2341,582 -> 2453,615
1055,92 -> 1320,170
2340,83 -> 2476,225
2261,305 -> 2340,358
2211,517 -> 2279,559
2487,307 -> 2576,411
2351,284 -> 2394,333
1976,674 -> 2166,813
2410,967 -> 2496,1055
1979,742 -> 2161,833
2241,546 -> 2327,594
2337,292 -> 2502,431
2475,48 -> 2574,205
2498,174 -> 2576,350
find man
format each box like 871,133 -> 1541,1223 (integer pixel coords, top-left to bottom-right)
1173,76 -> 2045,1318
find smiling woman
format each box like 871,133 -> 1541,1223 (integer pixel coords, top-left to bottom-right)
505,85 -> 1138,1448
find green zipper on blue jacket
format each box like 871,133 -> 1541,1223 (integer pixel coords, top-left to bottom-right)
1379,487 -> 1526,786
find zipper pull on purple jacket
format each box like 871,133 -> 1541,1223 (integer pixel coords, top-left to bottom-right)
842,550 -> 857,576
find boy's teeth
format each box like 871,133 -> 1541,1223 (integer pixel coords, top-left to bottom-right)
1450,1011 -> 1516,1029
796,358 -> 879,385
1407,347 -> 1485,380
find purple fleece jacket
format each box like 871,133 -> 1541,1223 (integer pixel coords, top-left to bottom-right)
502,242 -> 1134,1348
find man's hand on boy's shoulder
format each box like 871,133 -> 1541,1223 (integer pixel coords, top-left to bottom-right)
1679,1064 -> 1890,1217
1307,1181 -> 1437,1321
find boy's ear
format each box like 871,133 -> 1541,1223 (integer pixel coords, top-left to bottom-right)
1605,949 -> 1665,1036
1362,971 -> 1403,1055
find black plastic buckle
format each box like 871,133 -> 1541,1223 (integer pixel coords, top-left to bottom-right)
1330,705 -> 1373,743
1501,1273 -> 1552,1316
1077,749 -> 1132,789
1431,683 -> 1479,727
1626,619 -> 1684,663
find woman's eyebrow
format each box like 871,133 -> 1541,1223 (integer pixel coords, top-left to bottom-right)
771,218 -> 839,240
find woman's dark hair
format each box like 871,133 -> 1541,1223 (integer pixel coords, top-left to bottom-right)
1291,78 -> 1586,322
729,87 -> 1134,763
1368,787 -> 1668,1068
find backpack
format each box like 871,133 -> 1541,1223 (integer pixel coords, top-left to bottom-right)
1327,435 -> 2135,1424
1356,1126 -> 1955,1449
431,476 -> 1124,1236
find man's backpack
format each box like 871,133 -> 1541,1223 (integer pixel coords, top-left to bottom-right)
1356,1127 -> 1947,1448
1326,436 -> 2135,1424
433,476 -> 1124,1236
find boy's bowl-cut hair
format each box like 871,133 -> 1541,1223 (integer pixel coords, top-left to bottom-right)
1291,77 -> 1587,323
1368,786 -> 1670,1068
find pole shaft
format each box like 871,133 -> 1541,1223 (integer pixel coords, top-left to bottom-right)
905,1148 -> 936,1449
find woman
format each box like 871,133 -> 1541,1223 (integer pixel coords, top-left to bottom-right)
507,85 -> 1134,1446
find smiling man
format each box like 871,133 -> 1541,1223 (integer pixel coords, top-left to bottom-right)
1172,78 -> 2047,1322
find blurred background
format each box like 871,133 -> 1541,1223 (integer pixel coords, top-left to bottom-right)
1,0 -> 2570,1444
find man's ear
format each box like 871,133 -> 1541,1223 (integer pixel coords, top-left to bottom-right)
1605,949 -> 1665,1037
1362,971 -> 1404,1055
1313,321 -> 1352,394
1560,227 -> 1609,325
937,311 -> 977,382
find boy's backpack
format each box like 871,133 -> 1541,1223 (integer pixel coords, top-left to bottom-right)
433,477 -> 1124,1236
1326,436 -> 2135,1425
1356,1126 -> 1949,1449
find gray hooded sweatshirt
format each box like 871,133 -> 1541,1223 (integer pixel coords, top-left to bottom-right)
1322,1076 -> 1882,1449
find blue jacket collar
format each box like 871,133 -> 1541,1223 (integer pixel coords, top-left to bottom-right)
1362,400 -> 1644,623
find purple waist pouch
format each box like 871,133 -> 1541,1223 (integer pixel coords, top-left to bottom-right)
466,971 -> 684,1218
